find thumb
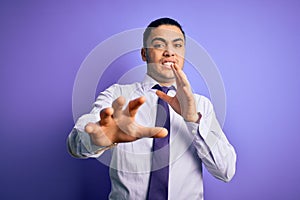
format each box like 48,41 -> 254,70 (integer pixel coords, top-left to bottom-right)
156,90 -> 172,104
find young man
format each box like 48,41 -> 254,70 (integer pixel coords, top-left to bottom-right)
68,17 -> 236,199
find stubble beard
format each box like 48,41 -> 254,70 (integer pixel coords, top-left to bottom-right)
147,63 -> 175,85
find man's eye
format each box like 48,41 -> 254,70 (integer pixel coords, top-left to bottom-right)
174,43 -> 183,48
153,43 -> 165,49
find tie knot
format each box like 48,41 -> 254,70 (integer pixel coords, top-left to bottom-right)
152,84 -> 175,94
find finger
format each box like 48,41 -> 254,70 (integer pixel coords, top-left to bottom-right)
128,96 -> 146,117
112,96 -> 126,118
172,68 -> 192,94
172,63 -> 189,81
171,63 -> 180,81
151,127 -> 168,138
172,63 -> 189,86
171,64 -> 184,88
156,90 -> 172,104
138,126 -> 168,138
99,107 -> 114,126
85,122 -> 100,135
85,122 -> 113,146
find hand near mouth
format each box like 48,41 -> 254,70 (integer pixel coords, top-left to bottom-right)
156,63 -> 201,123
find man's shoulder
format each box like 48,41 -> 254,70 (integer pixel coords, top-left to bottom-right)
107,82 -> 142,90
193,93 -> 211,102
193,93 -> 214,110
103,82 -> 143,97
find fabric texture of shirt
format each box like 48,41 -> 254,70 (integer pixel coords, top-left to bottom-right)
67,74 -> 237,200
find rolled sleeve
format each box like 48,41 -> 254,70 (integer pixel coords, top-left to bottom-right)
67,114 -> 105,158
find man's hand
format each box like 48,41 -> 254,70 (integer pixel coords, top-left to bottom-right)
156,63 -> 201,123
84,96 -> 168,147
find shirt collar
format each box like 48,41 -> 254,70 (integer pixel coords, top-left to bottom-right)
141,74 -> 177,92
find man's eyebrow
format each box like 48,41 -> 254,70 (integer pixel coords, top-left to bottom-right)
150,37 -> 185,45
173,38 -> 184,43
151,37 -> 167,44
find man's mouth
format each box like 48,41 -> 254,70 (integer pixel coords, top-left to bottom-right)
162,61 -> 175,68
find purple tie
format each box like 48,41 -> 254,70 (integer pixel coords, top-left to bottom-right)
147,84 -> 174,200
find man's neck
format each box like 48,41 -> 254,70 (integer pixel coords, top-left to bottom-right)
147,74 -> 175,87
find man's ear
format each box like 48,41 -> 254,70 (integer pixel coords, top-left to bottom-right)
141,48 -> 147,62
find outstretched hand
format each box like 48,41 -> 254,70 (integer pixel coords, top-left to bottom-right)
85,96 -> 168,147
156,63 -> 201,123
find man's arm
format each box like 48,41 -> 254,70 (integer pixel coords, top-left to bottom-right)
187,98 -> 236,182
157,63 -> 236,181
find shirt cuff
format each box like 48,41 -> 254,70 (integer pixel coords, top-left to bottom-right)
74,114 -> 113,157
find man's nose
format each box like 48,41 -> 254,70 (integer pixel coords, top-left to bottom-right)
163,46 -> 175,57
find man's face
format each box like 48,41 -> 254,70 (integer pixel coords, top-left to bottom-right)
142,25 -> 185,85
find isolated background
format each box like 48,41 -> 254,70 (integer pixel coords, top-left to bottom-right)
1,0 -> 300,199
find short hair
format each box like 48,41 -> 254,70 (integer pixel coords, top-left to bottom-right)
143,17 -> 185,47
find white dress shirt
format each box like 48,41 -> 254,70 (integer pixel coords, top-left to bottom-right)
67,74 -> 236,200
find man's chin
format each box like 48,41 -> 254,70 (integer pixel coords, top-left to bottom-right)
158,76 -> 176,84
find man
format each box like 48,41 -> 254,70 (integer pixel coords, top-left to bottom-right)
68,17 -> 236,199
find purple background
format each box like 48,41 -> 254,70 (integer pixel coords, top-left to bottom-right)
1,0 -> 300,199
